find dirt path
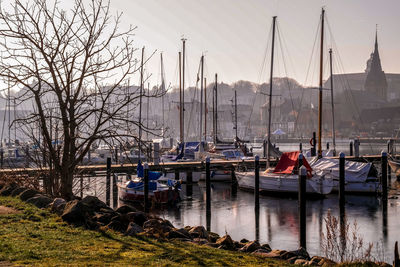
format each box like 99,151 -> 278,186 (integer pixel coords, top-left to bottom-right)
0,206 -> 19,215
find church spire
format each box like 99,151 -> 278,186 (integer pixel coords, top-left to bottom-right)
364,26 -> 387,101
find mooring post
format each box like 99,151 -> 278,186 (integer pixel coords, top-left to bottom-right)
144,163 -> 149,213
299,142 -> 303,153
0,148 -> 3,168
254,155 -> 260,210
153,142 -> 160,165
326,142 -> 330,150
106,157 -> 111,206
263,140 -> 267,158
339,152 -> 345,210
298,165 -> 307,249
175,168 -> 179,180
113,173 -> 118,208
354,139 -> 360,158
298,153 -> 303,169
394,241 -> 400,267
381,151 -> 388,201
205,157 -> 211,231
311,132 -> 316,157
349,141 -> 353,157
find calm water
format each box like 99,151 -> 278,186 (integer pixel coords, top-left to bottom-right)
153,181 -> 399,263
75,141 -> 400,263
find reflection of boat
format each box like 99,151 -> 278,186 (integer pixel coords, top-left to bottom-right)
310,157 -> 381,194
388,158 -> 400,180
117,163 -> 180,204
236,151 -> 334,196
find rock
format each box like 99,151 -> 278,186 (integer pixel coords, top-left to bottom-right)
240,238 -> 249,243
61,199 -> 91,225
11,187 -> 27,197
289,247 -> 310,260
115,204 -> 137,214
294,259 -> 308,265
309,256 -> 336,266
261,243 -> 272,252
48,198 -> 66,215
0,183 -> 18,196
215,235 -> 235,250
167,228 -> 191,239
208,232 -> 220,243
126,211 -> 148,227
80,196 -> 110,212
240,240 -> 261,253
125,222 -> 144,236
188,226 -> 209,239
252,248 -> 271,254
234,241 -> 244,249
254,249 -> 286,259
92,212 -> 115,225
280,251 -> 297,260
106,220 -> 127,233
0,183 -> 4,190
19,189 -> 41,201
287,256 -> 300,264
192,238 -> 209,245
143,219 -> 173,234
26,195 -> 53,208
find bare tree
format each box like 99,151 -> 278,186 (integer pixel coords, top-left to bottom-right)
0,0 -> 162,199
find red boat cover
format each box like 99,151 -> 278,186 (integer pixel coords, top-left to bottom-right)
273,151 -> 312,177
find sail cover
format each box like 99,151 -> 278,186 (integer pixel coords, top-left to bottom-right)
273,151 -> 312,176
310,157 -> 373,182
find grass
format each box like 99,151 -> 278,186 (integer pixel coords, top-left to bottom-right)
0,196 -> 289,266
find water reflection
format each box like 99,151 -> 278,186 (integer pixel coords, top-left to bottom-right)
153,181 -> 399,262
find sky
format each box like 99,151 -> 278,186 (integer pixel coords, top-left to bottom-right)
96,0 -> 399,88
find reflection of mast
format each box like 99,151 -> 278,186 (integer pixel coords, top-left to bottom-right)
317,8 -> 325,158
266,16 -> 277,167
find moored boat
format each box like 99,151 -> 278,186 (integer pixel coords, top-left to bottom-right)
236,151 -> 334,197
388,158 -> 400,180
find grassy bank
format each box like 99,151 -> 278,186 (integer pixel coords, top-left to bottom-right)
0,196 -> 288,266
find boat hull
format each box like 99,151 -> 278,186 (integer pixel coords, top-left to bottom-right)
235,172 -> 333,196
118,184 -> 180,204
331,179 -> 381,194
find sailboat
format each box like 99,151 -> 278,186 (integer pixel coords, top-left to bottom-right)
236,14 -> 334,196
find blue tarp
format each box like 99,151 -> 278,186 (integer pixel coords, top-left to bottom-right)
137,161 -> 144,178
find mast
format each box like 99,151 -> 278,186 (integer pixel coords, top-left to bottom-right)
329,48 -> 336,156
214,73 -> 218,144
160,53 -> 165,136
146,82 -> 150,141
138,46 -> 144,163
204,77 -> 207,141
181,38 -> 186,142
317,8 -> 325,158
199,55 -> 204,145
179,52 -> 183,144
7,78 -> 10,146
266,16 -> 277,168
234,90 -> 238,139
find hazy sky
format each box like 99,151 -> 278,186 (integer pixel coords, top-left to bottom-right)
64,0 -> 400,87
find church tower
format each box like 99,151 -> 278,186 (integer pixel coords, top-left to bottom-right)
364,29 -> 388,101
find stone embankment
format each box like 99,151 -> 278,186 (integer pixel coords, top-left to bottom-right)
0,182 -> 393,266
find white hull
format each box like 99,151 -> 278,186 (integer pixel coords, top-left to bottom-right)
236,172 -> 334,195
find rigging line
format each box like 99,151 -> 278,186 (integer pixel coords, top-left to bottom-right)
185,57 -> 202,140
294,18 -> 321,135
326,17 -> 374,152
276,23 -> 296,117
244,21 -> 273,138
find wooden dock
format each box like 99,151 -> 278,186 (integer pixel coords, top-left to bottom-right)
0,154 -> 398,178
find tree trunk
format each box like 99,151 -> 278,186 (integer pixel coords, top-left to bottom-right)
60,170 -> 74,200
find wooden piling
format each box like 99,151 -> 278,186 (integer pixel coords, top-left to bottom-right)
299,143 -> 302,152
175,169 -> 179,180
381,151 -> 388,201
106,157 -> 111,206
144,163 -> 149,213
254,155 -> 260,209
298,165 -> 307,249
311,132 -> 316,157
1,148 -> 4,168
113,173 -> 118,208
186,170 -> 193,197
394,241 -> 400,267
349,141 -> 353,156
339,152 -> 345,208
326,142 -> 329,150
205,157 -> 211,231
354,139 -> 360,158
